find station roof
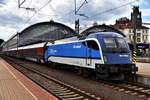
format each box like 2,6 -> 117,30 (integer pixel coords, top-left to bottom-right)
20,21 -> 75,36
18,21 -> 76,46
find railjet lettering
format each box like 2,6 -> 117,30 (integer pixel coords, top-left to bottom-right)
119,55 -> 128,57
73,45 -> 81,48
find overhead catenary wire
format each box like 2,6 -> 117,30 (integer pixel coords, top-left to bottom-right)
21,0 -> 88,28
18,0 -> 35,11
75,0 -> 88,14
27,0 -> 32,8
60,0 -> 90,19
60,0 -> 139,24
19,0 -> 53,31
84,0 -> 139,20
48,2 -> 56,13
55,0 -> 89,26
18,0 -> 26,8
25,0 -> 52,23
23,0 -> 33,21
19,0 -> 139,31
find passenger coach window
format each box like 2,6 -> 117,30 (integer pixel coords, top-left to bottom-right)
87,40 -> 99,50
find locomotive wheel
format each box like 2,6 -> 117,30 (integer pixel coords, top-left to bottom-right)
36,58 -> 41,63
82,68 -> 91,77
125,73 -> 137,82
77,67 -> 82,75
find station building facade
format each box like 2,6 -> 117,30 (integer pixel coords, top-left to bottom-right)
112,6 -> 149,56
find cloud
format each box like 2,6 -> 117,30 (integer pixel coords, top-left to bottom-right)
0,12 -> 25,28
141,9 -> 150,17
0,0 -> 4,4
0,0 -> 150,41
0,26 -> 16,41
37,0 -> 134,27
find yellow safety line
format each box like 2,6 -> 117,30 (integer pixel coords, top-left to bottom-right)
1,60 -> 38,100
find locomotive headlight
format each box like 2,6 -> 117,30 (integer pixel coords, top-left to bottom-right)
130,56 -> 132,62
130,54 -> 132,62
103,55 -> 107,63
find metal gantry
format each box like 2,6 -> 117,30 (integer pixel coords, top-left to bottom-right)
17,0 -> 35,11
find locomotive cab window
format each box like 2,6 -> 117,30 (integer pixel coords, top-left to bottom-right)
86,40 -> 99,50
104,38 -> 117,48
103,38 -> 129,53
117,38 -> 127,49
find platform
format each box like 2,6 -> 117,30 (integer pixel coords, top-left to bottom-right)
137,57 -> 150,63
137,62 -> 150,76
0,57 -> 58,100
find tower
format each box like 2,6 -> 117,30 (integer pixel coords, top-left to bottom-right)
131,6 -> 142,27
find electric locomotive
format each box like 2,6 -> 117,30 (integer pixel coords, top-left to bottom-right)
44,31 -> 137,80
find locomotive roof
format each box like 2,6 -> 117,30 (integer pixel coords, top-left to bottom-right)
86,32 -> 124,39
81,24 -> 126,37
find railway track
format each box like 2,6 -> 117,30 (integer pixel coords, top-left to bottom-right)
116,81 -> 150,98
4,56 -> 150,100
99,78 -> 150,99
4,57 -> 101,100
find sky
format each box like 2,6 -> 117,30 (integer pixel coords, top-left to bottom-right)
0,0 -> 150,41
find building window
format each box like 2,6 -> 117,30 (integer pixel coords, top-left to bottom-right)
129,34 -> 132,40
137,29 -> 140,31
145,36 -> 147,41
137,38 -> 141,42
142,30 -> 144,33
129,29 -> 132,33
137,33 -> 141,37
145,29 -> 148,33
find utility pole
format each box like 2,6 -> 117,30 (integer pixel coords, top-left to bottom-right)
74,0 -> 77,15
74,0 -> 88,34
75,19 -> 79,34
74,0 -> 79,33
132,11 -> 137,64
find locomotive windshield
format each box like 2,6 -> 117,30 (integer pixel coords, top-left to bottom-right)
103,37 -> 130,53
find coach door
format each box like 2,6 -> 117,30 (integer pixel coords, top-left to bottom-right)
86,41 -> 92,66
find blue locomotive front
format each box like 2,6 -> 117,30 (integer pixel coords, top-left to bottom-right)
88,32 -> 138,80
